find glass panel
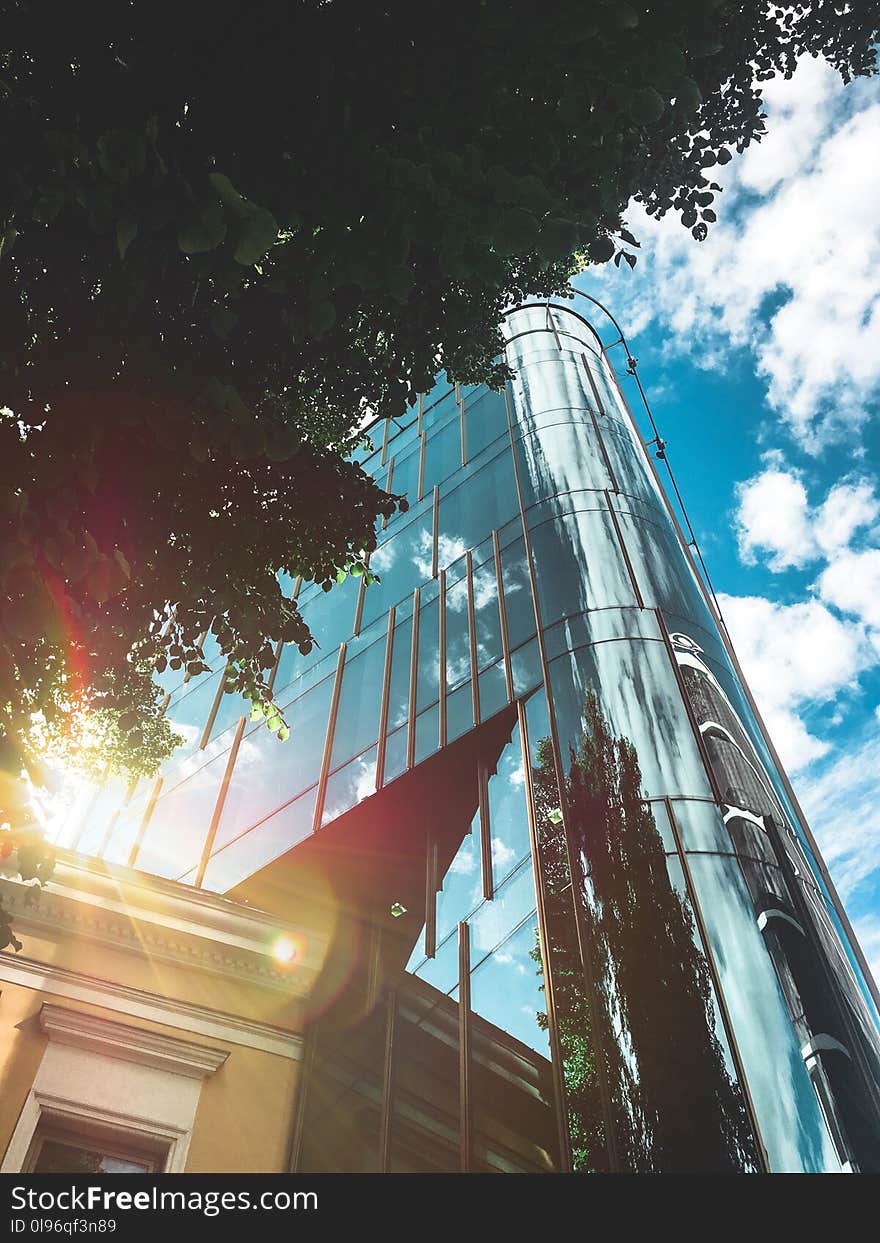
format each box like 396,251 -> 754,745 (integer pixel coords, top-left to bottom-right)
440,449 -> 519,555
423,415 -> 461,492
446,681 -> 474,744
163,670 -> 222,762
464,389 -> 508,460
133,750 -> 229,879
362,512 -> 434,628
470,913 -> 559,1174
471,556 -> 503,672
499,537 -> 536,649
543,605 -> 662,661
321,747 -> 378,826
382,725 -> 408,786
386,615 -> 413,733
513,421 -> 612,509
412,928 -> 460,996
528,508 -> 637,626
471,915 -> 549,1057
510,638 -> 542,699
487,730 -> 532,890
329,635 -> 387,770
414,706 -> 440,765
213,672 -> 335,852
478,661 -> 508,722
436,812 -> 482,945
444,574 -> 471,691
470,862 -> 537,966
199,786 -> 317,893
549,640 -> 714,802
416,598 -> 440,712
686,854 -> 844,1172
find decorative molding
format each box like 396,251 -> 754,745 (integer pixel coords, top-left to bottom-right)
0,849 -> 327,997
0,955 -> 304,1061
40,1004 -> 228,1080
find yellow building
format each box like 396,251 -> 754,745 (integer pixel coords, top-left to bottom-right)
0,849 -> 323,1174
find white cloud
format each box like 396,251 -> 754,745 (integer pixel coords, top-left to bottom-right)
735,462 -> 879,571
586,56 -> 880,447
717,592 -> 870,771
818,548 -> 880,630
852,913 -> 880,989
735,465 -> 814,568
797,724 -> 880,903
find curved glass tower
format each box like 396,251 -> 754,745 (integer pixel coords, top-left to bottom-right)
61,302 -> 880,1173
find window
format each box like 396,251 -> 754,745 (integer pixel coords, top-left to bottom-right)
25,1117 -> 167,1174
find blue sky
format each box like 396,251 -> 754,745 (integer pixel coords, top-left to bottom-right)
575,54 -> 880,988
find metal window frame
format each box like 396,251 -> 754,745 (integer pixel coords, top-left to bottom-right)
375,606 -> 396,790
407,588 -> 420,770
458,919 -> 472,1173
194,714 -> 247,889
311,642 -> 348,832
126,777 -> 164,870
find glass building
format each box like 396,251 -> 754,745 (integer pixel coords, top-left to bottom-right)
56,301 -> 880,1173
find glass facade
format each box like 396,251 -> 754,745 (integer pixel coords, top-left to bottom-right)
58,303 -> 880,1173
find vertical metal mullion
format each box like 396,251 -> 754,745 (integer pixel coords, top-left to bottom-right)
417,430 -> 426,502
431,485 -> 440,579
590,404 -> 620,493
493,530 -> 514,702
379,990 -> 398,1173
199,665 -> 228,751
311,642 -> 348,832
466,552 -> 481,725
353,555 -> 369,636
665,798 -> 770,1171
382,457 -> 395,531
518,700 -> 573,1173
656,607 -> 725,805
460,395 -> 467,466
605,489 -> 644,609
375,607 -> 396,790
381,415 -> 390,467
417,392 -> 424,436
582,352 -> 608,419
97,810 -> 120,860
438,570 -> 447,748
267,639 -> 283,692
126,776 -> 163,870
194,715 -> 246,888
478,763 -> 493,902
407,589 -> 420,769
458,920 -> 472,1173
425,834 -> 438,959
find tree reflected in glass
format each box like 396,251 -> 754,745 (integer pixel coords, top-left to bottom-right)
531,690 -> 760,1172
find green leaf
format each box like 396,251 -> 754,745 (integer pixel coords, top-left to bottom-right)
538,217 -> 578,262
628,87 -> 665,126
210,308 -> 238,339
116,215 -> 139,260
277,725 -> 290,742
233,206 -> 279,266
587,236 -> 615,264
308,298 -> 337,337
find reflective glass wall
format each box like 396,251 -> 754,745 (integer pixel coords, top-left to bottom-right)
57,302 -> 880,1173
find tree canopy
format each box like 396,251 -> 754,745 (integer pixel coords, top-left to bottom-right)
1,0 -> 877,850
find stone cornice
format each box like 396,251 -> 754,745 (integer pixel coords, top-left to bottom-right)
0,849 -> 326,998
40,1003 -> 229,1079
0,956 -> 303,1060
